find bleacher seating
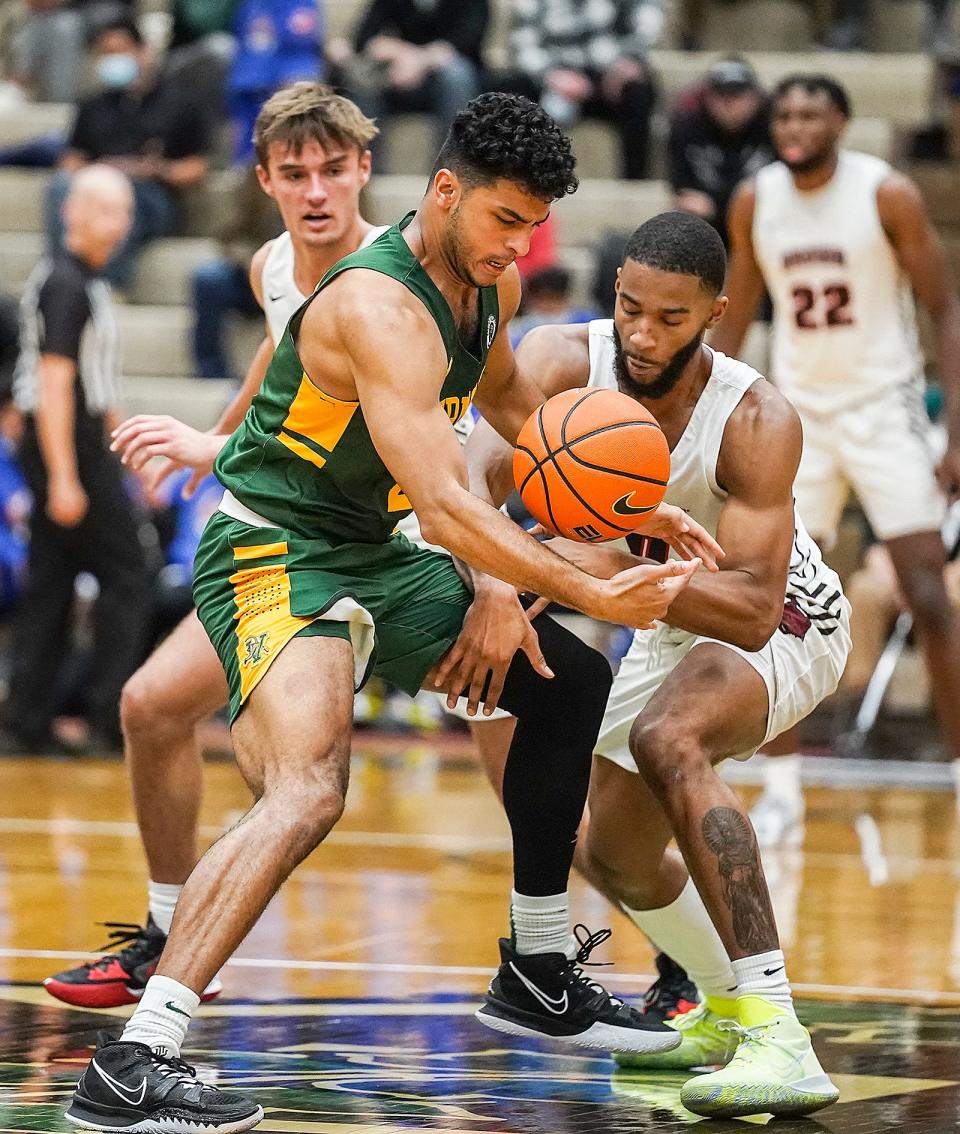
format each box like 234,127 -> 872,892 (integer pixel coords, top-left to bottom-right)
0,0 -> 955,422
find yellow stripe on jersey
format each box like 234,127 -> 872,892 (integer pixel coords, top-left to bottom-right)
230,561 -> 314,704
278,429 -> 328,469
232,541 -> 289,561
282,373 -> 359,454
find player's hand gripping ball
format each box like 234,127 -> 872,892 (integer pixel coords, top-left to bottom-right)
513,388 -> 670,542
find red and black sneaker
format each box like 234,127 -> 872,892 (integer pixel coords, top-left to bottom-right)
43,917 -> 222,1009
641,952 -> 700,1024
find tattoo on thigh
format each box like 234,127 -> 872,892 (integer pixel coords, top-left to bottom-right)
701,806 -> 777,953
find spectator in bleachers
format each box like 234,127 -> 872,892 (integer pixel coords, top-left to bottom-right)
162,0 -> 242,116
667,57 -> 772,247
191,165 -> 283,379
1,166 -> 151,754
824,0 -> 955,53
330,0 -> 487,168
44,14 -> 214,292
509,266 -> 596,346
227,0 -> 324,164
500,0 -> 661,179
7,0 -> 131,103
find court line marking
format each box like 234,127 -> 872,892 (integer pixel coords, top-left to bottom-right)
3,951 -> 960,1004
0,817 -> 513,853
3,817 -> 960,874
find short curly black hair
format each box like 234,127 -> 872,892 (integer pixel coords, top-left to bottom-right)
623,212 -> 727,295
432,92 -> 578,202
772,74 -> 852,119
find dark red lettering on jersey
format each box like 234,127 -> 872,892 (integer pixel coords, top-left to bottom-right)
782,247 -> 846,269
791,282 -> 854,330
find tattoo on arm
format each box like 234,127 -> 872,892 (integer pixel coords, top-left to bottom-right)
702,806 -> 778,954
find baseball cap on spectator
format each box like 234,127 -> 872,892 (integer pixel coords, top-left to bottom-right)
705,57 -> 758,93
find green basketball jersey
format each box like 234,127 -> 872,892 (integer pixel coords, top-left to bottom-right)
215,212 -> 500,543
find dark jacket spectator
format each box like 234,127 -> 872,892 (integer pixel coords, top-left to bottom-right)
44,15 -> 213,291
501,0 -> 662,179
667,57 -> 772,246
353,0 -> 488,66
331,0 -> 487,167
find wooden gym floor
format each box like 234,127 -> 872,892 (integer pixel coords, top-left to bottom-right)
2,740 -> 960,1132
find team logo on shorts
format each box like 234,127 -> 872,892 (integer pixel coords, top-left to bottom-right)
242,632 -> 270,666
486,315 -> 497,349
779,598 -> 811,639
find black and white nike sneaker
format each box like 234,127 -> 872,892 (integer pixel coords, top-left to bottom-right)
65,1034 -> 263,1132
475,926 -> 683,1054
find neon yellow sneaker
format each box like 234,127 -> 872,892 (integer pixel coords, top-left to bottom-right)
613,1001 -> 740,1070
679,997 -> 839,1118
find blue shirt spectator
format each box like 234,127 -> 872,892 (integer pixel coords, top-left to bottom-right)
228,0 -> 324,162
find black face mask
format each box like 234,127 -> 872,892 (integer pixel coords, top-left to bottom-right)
613,326 -> 703,401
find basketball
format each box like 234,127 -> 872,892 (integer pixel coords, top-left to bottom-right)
513,387 -> 670,542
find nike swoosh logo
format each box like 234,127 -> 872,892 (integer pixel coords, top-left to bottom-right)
268,294 -> 285,301
92,1060 -> 147,1107
509,963 -> 569,1015
165,1000 -> 191,1017
611,491 -> 656,517
763,966 -> 784,976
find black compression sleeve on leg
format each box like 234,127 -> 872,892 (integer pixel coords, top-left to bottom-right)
496,614 -> 612,896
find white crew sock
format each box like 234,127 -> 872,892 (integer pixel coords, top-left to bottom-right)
622,878 -> 738,1006
731,949 -> 795,1017
761,755 -> 803,799
511,890 -> 575,957
121,975 -> 200,1057
147,881 -> 182,937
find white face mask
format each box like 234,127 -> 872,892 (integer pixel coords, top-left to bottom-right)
96,53 -> 139,88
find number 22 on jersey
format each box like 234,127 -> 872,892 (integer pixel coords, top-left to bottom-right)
792,283 -> 854,329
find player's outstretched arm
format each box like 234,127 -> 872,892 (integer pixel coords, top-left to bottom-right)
708,180 -> 766,359
326,275 -> 700,629
879,173 -> 960,500
111,242 -> 278,496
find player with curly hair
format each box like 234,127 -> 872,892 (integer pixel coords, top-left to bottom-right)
64,93 -> 716,1134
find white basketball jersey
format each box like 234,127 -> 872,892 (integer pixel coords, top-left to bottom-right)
753,150 -> 923,416
261,226 -> 389,346
586,320 -> 846,638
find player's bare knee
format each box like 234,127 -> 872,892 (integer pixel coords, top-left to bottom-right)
266,744 -> 350,852
898,563 -> 953,628
629,714 -> 707,799
119,668 -> 165,741
264,781 -> 346,864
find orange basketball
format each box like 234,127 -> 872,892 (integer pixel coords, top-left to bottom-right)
513,388 -> 670,542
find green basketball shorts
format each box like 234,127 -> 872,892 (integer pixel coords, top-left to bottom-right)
193,508 -> 473,722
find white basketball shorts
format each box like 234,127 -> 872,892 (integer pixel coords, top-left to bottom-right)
793,383 -> 945,544
594,605 -> 851,773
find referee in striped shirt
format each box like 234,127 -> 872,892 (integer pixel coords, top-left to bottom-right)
2,165 -> 151,754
